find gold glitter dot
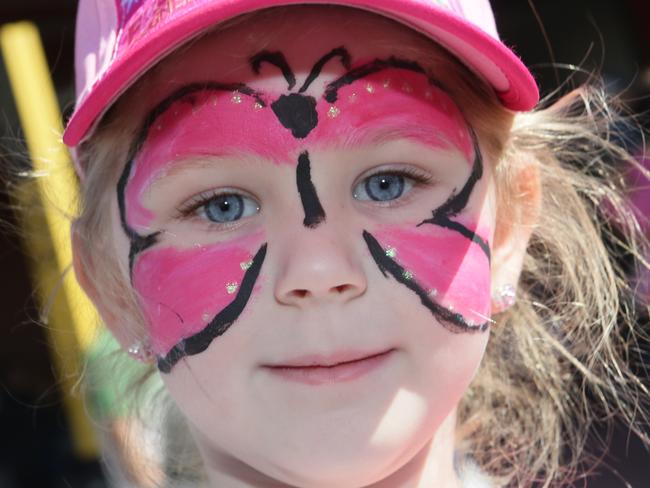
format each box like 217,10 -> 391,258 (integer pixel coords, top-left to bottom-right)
429,288 -> 438,297
231,92 -> 242,104
402,270 -> 413,280
253,101 -> 264,110
401,82 -> 413,93
383,78 -> 392,88
385,247 -> 397,258
226,282 -> 239,294
447,304 -> 455,312
327,105 -> 341,118
348,93 -> 358,103
240,260 -> 253,270
366,83 -> 375,94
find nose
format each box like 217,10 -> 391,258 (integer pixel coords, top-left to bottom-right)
273,224 -> 367,306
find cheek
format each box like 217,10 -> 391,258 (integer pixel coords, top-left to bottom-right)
373,221 -> 492,325
132,232 -> 265,355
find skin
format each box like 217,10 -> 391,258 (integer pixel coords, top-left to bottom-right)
74,6 -> 539,488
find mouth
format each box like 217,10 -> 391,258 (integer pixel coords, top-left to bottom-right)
263,349 -> 395,386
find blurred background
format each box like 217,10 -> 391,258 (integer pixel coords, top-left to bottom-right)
0,0 -> 649,487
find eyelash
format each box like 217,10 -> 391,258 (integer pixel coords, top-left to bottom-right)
362,166 -> 433,186
354,166 -> 434,204
176,189 -> 257,221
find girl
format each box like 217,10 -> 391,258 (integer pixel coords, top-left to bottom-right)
67,0 -> 649,486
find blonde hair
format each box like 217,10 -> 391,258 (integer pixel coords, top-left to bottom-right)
73,6 -> 650,487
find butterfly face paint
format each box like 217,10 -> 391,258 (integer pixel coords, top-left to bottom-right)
119,47 -> 489,373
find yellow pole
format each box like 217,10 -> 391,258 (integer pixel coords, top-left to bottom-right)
1,21 -> 99,459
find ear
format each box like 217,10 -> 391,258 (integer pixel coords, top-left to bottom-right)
71,222 -> 134,349
490,163 -> 541,312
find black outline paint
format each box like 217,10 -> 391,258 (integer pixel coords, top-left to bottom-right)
363,231 -> 488,333
250,51 -> 297,90
323,56 -> 439,103
116,158 -> 160,273
416,130 -> 491,261
157,243 -> 267,373
298,47 -> 352,93
296,152 -> 326,228
117,82 -> 266,273
117,47 -> 494,371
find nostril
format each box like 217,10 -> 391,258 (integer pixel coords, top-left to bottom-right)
291,289 -> 310,299
332,284 -> 352,294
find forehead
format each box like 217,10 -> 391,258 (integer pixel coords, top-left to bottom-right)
134,6 -> 437,105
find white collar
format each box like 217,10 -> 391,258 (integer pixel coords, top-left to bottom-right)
457,458 -> 493,488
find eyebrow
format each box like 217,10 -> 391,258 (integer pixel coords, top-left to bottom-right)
145,152 -> 265,189
334,123 -> 461,154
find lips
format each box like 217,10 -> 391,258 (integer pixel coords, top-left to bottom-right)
263,349 -> 395,386
266,349 -> 394,368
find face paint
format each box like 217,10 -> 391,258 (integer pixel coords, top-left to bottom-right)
131,232 -> 267,371
119,48 -> 485,373
125,53 -> 471,232
124,88 -> 300,230
364,221 -> 491,332
296,152 -> 326,227
311,70 -> 473,162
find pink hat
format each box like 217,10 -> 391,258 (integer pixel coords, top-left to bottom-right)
63,0 -> 539,147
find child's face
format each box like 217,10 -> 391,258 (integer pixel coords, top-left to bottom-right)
110,7 -> 497,486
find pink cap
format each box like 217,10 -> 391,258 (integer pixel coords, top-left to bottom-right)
64,0 -> 539,147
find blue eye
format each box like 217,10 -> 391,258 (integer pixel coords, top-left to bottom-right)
365,174 -> 404,201
354,172 -> 418,202
187,193 -> 259,224
202,194 -> 259,223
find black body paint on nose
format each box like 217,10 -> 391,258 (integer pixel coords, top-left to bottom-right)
157,243 -> 268,373
363,231 -> 488,333
296,152 -> 326,228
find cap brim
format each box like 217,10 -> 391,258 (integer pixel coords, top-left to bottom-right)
63,0 -> 538,147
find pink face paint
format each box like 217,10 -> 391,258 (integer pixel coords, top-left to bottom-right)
309,69 -> 473,161
370,222 -> 492,327
125,90 -> 301,229
123,68 -> 472,231
120,55 -> 482,368
132,232 -> 265,355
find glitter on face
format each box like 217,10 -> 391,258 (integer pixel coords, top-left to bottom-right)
348,93 -> 358,103
366,83 -> 375,94
226,282 -> 239,294
253,101 -> 264,110
402,270 -> 413,280
231,92 -> 243,104
202,312 -> 211,323
327,105 -> 341,118
385,247 -> 397,258
383,78 -> 392,88
429,288 -> 438,297
240,259 -> 253,270
401,82 -> 413,93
